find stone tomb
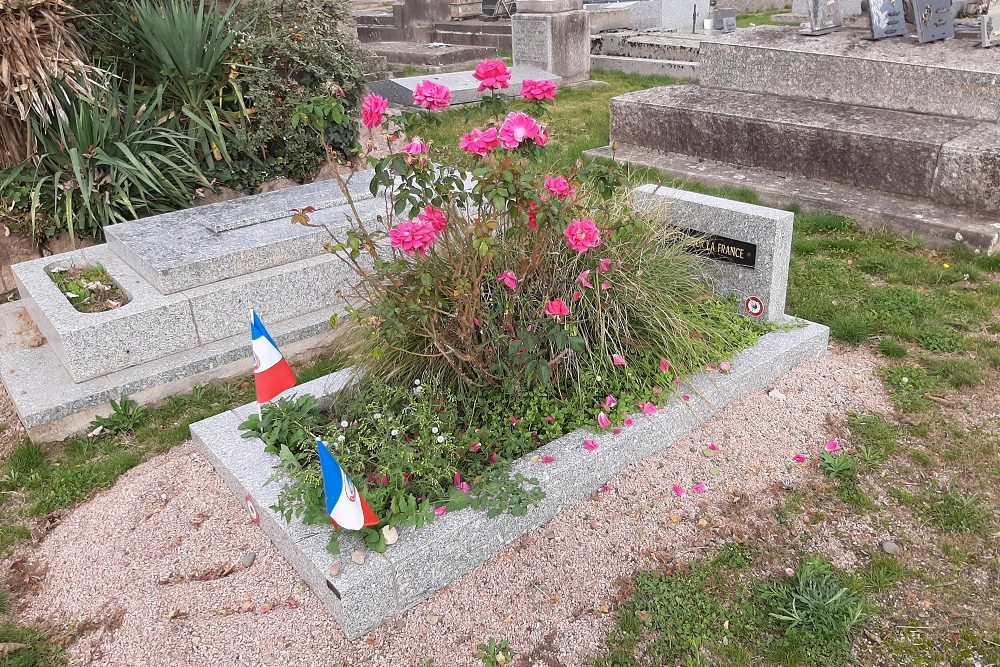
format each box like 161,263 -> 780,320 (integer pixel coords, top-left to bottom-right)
2,174 -> 382,439
512,0 -> 591,83
190,187 -> 828,638
369,64 -> 562,107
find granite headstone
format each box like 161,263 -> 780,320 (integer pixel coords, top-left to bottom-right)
801,0 -> 844,34
867,0 -> 906,38
912,0 -> 955,41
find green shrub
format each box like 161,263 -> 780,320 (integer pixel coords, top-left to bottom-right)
1,80 -> 205,240
226,0 -> 365,189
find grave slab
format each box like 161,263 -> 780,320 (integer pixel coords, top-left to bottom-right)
12,246 -> 199,383
191,318 -> 830,638
698,26 -> 1000,122
584,144 -> 1000,255
0,306 -> 340,441
608,85 -> 993,208
104,171 -> 377,294
512,10 -> 591,82
631,184 -> 792,322
368,65 -> 562,107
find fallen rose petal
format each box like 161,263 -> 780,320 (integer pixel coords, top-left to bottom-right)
470,442 -> 481,452
708,442 -> 720,451
793,453 -> 807,463
600,484 -> 610,493
641,401 -> 657,415
825,439 -> 840,452
612,427 -> 622,435
682,394 -> 690,401
583,439 -> 599,451
601,394 -> 618,409
460,482 -> 471,493
599,258 -> 612,273
623,418 -> 634,427
719,361 -> 732,373
659,358 -> 671,372
434,505 -> 447,517
673,485 -> 686,497
612,354 -> 626,366
545,415 -> 556,422
692,483 -> 708,494
490,453 -> 499,464
542,455 -> 555,463
597,412 -> 611,429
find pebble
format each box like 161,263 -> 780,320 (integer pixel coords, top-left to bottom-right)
352,549 -> 366,565
329,562 -> 342,577
382,526 -> 399,546
240,552 -> 257,569
881,540 -> 901,555
768,389 -> 786,401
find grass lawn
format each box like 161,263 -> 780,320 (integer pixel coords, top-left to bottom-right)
1,69 -> 997,666
736,6 -> 799,27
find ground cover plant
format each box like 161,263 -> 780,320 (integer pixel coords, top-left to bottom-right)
47,263 -> 128,312
242,62 -> 766,552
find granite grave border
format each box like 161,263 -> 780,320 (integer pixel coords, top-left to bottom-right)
190,318 -> 830,638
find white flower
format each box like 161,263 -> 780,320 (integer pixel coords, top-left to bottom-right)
391,429 -> 400,436
337,435 -> 345,443
431,426 -> 439,434
414,386 -> 423,395
436,435 -> 445,443
413,379 -> 421,386
373,412 -> 382,420
340,420 -> 348,428
595,375 -> 602,382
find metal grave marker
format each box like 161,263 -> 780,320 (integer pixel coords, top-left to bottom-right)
868,0 -> 906,38
801,0 -> 844,35
912,0 -> 955,41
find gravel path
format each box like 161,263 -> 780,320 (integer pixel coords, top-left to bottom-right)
20,346 -> 890,667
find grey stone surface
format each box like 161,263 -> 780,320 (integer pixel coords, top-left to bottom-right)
912,0 -> 954,42
369,65 -> 562,106
519,0 -> 583,12
184,254 -> 354,344
606,84 -> 998,212
0,306 -> 338,438
792,0 -> 860,15
586,2 -> 634,32
867,0 -> 906,39
590,31 -> 704,61
190,320 -> 829,638
512,10 -> 591,82
631,184 -> 793,322
698,26 -> 1000,122
367,41 -> 498,66
591,53 -> 699,77
657,0 -> 711,31
12,246 -> 199,382
584,144 -> 1000,255
801,0 -> 843,32
104,172 -> 376,294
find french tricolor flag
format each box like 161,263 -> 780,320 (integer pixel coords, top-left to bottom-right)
251,310 -> 297,404
317,438 -> 380,530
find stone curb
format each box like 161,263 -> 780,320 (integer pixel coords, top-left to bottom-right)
190,318 -> 829,638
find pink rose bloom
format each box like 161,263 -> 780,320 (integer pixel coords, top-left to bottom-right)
520,78 -> 557,101
601,394 -> 617,409
499,111 -> 542,149
361,93 -> 388,129
659,358 -> 671,372
417,205 -> 447,233
597,412 -> 611,429
497,270 -> 518,290
563,218 -> 601,253
473,59 -> 511,91
641,402 -> 657,415
459,127 -> 500,156
544,175 -> 576,201
403,137 -> 427,154
413,80 -> 451,111
388,219 -> 438,256
545,298 -> 570,317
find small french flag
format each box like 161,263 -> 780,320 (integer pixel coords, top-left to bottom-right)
251,310 -> 297,404
317,438 -> 380,531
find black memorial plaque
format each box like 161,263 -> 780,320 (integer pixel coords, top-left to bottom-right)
679,228 -> 758,268
868,0 -> 906,38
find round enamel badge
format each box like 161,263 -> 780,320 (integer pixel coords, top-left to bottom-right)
744,296 -> 765,318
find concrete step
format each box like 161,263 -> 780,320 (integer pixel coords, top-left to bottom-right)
584,144 -> 999,255
433,28 -> 512,49
591,54 -> 699,79
590,32 -> 702,61
699,26 -> 1000,122
367,41 -> 498,66
609,85 -> 1000,213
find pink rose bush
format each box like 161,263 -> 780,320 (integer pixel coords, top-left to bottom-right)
563,218 -> 601,253
521,79 -> 557,101
413,80 -> 451,111
460,127 -> 500,156
361,93 -> 388,130
473,59 -> 511,92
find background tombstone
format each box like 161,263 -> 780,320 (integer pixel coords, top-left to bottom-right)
867,0 -> 907,38
512,0 -> 590,83
983,3 -> 1000,45
801,0 -> 844,33
912,0 -> 955,40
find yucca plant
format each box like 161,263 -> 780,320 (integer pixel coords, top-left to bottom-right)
125,0 -> 243,170
1,79 -> 207,242
0,0 -> 99,167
